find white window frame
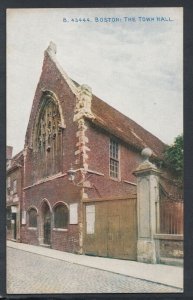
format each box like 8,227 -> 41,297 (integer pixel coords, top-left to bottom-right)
109,138 -> 120,179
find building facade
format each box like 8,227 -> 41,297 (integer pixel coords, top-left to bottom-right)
6,42 -> 183,263
6,150 -> 23,242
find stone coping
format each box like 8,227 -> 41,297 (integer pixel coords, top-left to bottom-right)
154,234 -> 183,241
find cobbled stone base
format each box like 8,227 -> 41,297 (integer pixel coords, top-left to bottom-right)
7,248 -> 182,294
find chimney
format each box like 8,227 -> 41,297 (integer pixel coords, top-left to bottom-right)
6,146 -> 13,160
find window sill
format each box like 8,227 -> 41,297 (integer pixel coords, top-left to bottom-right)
109,176 -> 121,182
28,227 -> 37,230
53,228 -> 68,232
154,234 -> 183,241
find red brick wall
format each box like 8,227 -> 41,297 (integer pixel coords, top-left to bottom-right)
52,226 -> 79,253
24,52 -> 79,188
21,228 -> 39,246
85,121 -> 142,198
22,52 -> 82,251
22,177 -> 82,252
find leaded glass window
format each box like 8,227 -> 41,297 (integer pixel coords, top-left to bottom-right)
32,93 -> 63,181
54,204 -> 69,229
28,208 -> 37,228
36,100 -> 62,153
110,139 -> 119,178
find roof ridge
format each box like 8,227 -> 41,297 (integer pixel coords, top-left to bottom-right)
43,43 -> 166,159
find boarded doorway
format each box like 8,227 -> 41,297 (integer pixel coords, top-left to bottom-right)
41,202 -> 51,245
83,196 -> 137,260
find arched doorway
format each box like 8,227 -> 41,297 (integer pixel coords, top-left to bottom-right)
41,201 -> 51,245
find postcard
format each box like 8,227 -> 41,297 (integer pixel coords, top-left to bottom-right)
6,7 -> 183,295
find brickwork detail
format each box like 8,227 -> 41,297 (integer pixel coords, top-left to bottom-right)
73,85 -> 94,122
73,85 -> 95,198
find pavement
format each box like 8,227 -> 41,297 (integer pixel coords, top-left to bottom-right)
7,240 -> 183,290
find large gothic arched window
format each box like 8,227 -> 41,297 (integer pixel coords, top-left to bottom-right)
33,91 -> 64,180
36,99 -> 62,153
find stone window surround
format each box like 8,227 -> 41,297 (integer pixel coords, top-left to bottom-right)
53,203 -> 69,229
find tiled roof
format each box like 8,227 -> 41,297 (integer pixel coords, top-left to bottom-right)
91,95 -> 166,160
53,48 -> 166,161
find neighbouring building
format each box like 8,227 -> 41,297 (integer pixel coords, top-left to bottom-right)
6,42 -> 183,264
6,149 -> 24,242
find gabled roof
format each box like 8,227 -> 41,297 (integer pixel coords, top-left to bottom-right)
26,42 -> 166,161
91,95 -> 166,159
72,82 -> 166,160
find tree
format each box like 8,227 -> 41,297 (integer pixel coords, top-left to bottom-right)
164,134 -> 183,182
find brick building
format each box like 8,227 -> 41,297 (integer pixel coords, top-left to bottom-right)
6,42 -> 183,262
6,149 -> 23,242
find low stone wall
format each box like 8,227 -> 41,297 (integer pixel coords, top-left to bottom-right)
154,234 -> 183,265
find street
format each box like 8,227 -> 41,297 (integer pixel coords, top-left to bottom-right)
7,247 -> 182,294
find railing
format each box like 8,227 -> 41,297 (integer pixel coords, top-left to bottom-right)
158,177 -> 183,235
159,199 -> 183,234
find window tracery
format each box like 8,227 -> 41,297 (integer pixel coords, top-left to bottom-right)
32,92 -> 64,181
36,100 -> 62,153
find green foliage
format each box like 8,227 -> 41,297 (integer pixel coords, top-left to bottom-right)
164,134 -> 183,181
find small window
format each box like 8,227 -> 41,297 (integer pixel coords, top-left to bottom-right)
28,208 -> 37,228
54,204 -> 68,229
109,139 -> 119,178
13,179 -> 17,193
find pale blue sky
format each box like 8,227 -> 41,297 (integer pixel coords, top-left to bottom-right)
7,8 -> 183,155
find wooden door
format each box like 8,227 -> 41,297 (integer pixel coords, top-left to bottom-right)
107,215 -> 122,258
83,198 -> 137,260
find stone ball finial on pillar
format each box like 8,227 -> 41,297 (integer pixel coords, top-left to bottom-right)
141,147 -> 153,162
135,147 -> 156,171
134,147 -> 161,264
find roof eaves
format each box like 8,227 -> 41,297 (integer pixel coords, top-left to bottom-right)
85,115 -> 164,161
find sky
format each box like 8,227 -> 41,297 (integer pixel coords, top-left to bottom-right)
7,8 -> 183,156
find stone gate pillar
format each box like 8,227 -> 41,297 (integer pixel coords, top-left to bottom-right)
133,148 -> 160,264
